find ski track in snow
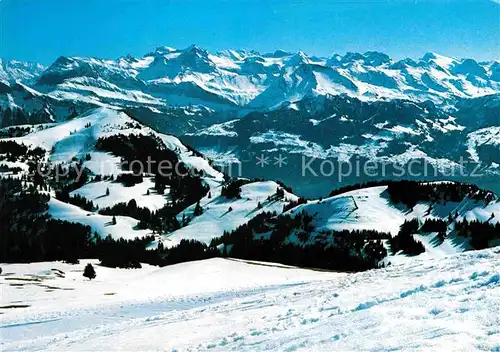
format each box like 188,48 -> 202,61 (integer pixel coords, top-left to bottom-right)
1,248 -> 499,351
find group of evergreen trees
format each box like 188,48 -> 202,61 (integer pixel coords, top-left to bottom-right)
0,140 -> 45,162
328,180 -> 495,210
0,178 -> 94,263
420,218 -> 447,233
161,239 -> 216,266
0,126 -> 31,138
386,181 -> 494,209
98,199 -> 181,234
0,177 -> 161,267
282,196 -> 307,212
388,219 -> 425,255
95,133 -> 179,174
93,235 -> 157,269
206,210 -> 390,271
48,163 -> 90,193
328,180 -> 389,197
55,190 -> 95,211
455,219 -> 500,249
220,179 -> 248,198
115,173 -> 143,187
0,163 -> 23,174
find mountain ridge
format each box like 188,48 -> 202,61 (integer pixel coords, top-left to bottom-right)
1,46 -> 499,120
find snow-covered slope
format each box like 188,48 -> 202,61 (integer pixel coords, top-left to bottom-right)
290,185 -> 498,231
47,198 -> 152,240
289,186 -> 407,235
69,177 -> 169,210
0,107 -> 225,240
2,248 -> 499,351
285,185 -> 499,261
4,106 -> 223,181
163,180 -> 298,247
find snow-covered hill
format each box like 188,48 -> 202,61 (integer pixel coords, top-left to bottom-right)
1,107 -> 305,246
1,247 -> 499,351
290,185 -> 499,233
47,197 -> 152,240
0,107 -> 225,240
3,106 -> 222,180
163,180 -> 298,247
286,185 -> 500,262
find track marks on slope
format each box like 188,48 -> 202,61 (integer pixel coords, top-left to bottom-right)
352,274 -> 476,313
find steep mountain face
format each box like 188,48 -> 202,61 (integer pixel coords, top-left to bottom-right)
1,47 -> 499,125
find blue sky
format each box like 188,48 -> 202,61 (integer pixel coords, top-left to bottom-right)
1,0 -> 499,64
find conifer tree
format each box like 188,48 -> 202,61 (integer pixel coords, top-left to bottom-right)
193,201 -> 203,216
83,263 -> 96,280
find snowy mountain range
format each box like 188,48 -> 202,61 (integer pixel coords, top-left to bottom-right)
1,46 -> 500,121
0,59 -> 45,86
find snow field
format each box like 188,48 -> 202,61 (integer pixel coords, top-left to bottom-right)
70,177 -> 169,210
1,247 -> 499,351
